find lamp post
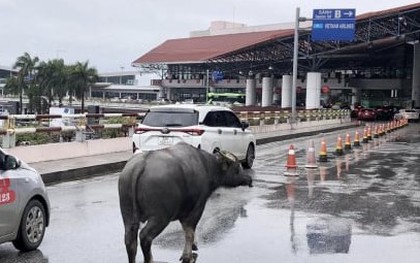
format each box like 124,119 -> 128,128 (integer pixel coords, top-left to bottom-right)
206,69 -> 210,103
120,66 -> 124,85
291,7 -> 308,128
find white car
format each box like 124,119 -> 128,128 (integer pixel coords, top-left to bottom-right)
0,148 -> 50,251
132,104 -> 256,168
395,109 -> 419,122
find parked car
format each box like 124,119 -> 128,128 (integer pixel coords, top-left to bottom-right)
0,148 -> 50,251
375,106 -> 394,121
132,104 -> 256,168
394,109 -> 419,122
357,108 -> 377,121
350,105 -> 364,118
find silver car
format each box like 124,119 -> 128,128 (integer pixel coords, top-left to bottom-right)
0,148 -> 50,251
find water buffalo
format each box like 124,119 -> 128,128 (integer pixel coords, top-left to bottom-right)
118,142 -> 253,263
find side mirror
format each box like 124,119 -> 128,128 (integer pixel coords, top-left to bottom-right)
241,121 -> 250,130
4,155 -> 20,170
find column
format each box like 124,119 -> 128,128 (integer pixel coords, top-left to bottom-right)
281,75 -> 292,108
246,78 -> 256,106
305,72 -> 321,109
351,87 -> 360,106
412,43 -> 420,107
261,76 -> 273,107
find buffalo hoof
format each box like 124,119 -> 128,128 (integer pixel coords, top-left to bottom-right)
179,252 -> 198,263
192,243 -> 198,251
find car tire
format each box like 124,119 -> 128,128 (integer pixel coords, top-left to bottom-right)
242,143 -> 255,169
12,199 -> 47,251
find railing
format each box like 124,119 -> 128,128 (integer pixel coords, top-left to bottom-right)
0,109 -> 350,148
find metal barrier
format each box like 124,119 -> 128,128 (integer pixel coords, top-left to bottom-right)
0,109 -> 350,148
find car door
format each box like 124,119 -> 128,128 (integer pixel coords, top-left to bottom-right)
0,155 -> 19,238
220,110 -> 245,159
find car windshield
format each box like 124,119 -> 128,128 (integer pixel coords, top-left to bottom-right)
142,110 -> 199,127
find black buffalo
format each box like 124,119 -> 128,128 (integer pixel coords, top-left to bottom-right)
118,142 -> 253,263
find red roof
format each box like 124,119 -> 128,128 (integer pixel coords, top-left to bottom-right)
132,29 -> 293,65
133,2 -> 420,65
357,2 -> 420,20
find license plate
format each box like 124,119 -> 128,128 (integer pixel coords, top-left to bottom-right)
158,137 -> 173,145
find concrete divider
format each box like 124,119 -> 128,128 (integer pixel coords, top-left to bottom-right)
8,137 -> 131,164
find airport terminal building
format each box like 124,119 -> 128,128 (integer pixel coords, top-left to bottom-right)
130,3 -> 420,109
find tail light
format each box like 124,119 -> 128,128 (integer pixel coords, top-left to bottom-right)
135,127 -> 204,136
134,127 -> 160,134
179,128 -> 205,136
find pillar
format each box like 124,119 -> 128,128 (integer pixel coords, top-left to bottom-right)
261,76 -> 273,107
412,43 -> 420,107
305,72 -> 321,109
351,87 -> 360,106
246,78 -> 256,106
281,75 -> 292,108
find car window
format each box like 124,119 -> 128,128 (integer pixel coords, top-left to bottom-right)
142,111 -> 199,127
203,111 -> 242,128
224,111 -> 242,128
203,111 -> 226,127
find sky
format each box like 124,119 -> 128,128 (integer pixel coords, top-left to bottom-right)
1,0 -> 419,78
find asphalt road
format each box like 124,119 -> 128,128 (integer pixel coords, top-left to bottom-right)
1,122 -> 419,263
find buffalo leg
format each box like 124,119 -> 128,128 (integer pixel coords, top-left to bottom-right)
140,217 -> 170,263
124,223 -> 140,263
180,222 -> 196,263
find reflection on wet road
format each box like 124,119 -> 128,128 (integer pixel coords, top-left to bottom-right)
1,123 -> 419,263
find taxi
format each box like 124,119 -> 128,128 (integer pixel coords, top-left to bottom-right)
0,148 -> 50,251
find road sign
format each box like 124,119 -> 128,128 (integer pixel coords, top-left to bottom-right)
311,9 -> 356,41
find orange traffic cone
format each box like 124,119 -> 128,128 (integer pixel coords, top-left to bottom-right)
373,125 -> 379,138
344,133 -> 352,150
367,126 -> 372,140
336,136 -> 344,156
305,140 -> 318,169
362,128 -> 369,143
284,144 -> 298,176
319,139 -> 328,162
354,130 -> 361,147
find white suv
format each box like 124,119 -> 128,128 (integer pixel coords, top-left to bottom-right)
132,104 -> 256,168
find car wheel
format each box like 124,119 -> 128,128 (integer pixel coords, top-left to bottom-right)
242,143 -> 255,169
13,199 -> 47,251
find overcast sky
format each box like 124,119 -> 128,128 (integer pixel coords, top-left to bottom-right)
1,0 -> 419,75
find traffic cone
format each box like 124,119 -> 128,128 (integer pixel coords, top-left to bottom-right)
305,140 -> 318,169
335,136 -> 344,156
362,128 -> 369,143
284,144 -> 298,176
354,130 -> 361,146
367,126 -> 372,140
344,133 -> 352,150
373,125 -> 379,138
319,139 -> 328,162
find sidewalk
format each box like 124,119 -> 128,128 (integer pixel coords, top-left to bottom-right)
27,120 -> 357,185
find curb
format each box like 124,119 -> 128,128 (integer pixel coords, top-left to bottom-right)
42,161 -> 127,185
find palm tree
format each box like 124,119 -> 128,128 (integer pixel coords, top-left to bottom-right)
68,61 -> 98,112
13,52 -> 39,114
36,59 -> 68,109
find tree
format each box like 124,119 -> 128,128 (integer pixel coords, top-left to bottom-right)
13,52 -> 39,114
68,61 -> 98,112
36,59 -> 68,109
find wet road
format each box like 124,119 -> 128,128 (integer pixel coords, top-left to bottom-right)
1,123 -> 420,263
